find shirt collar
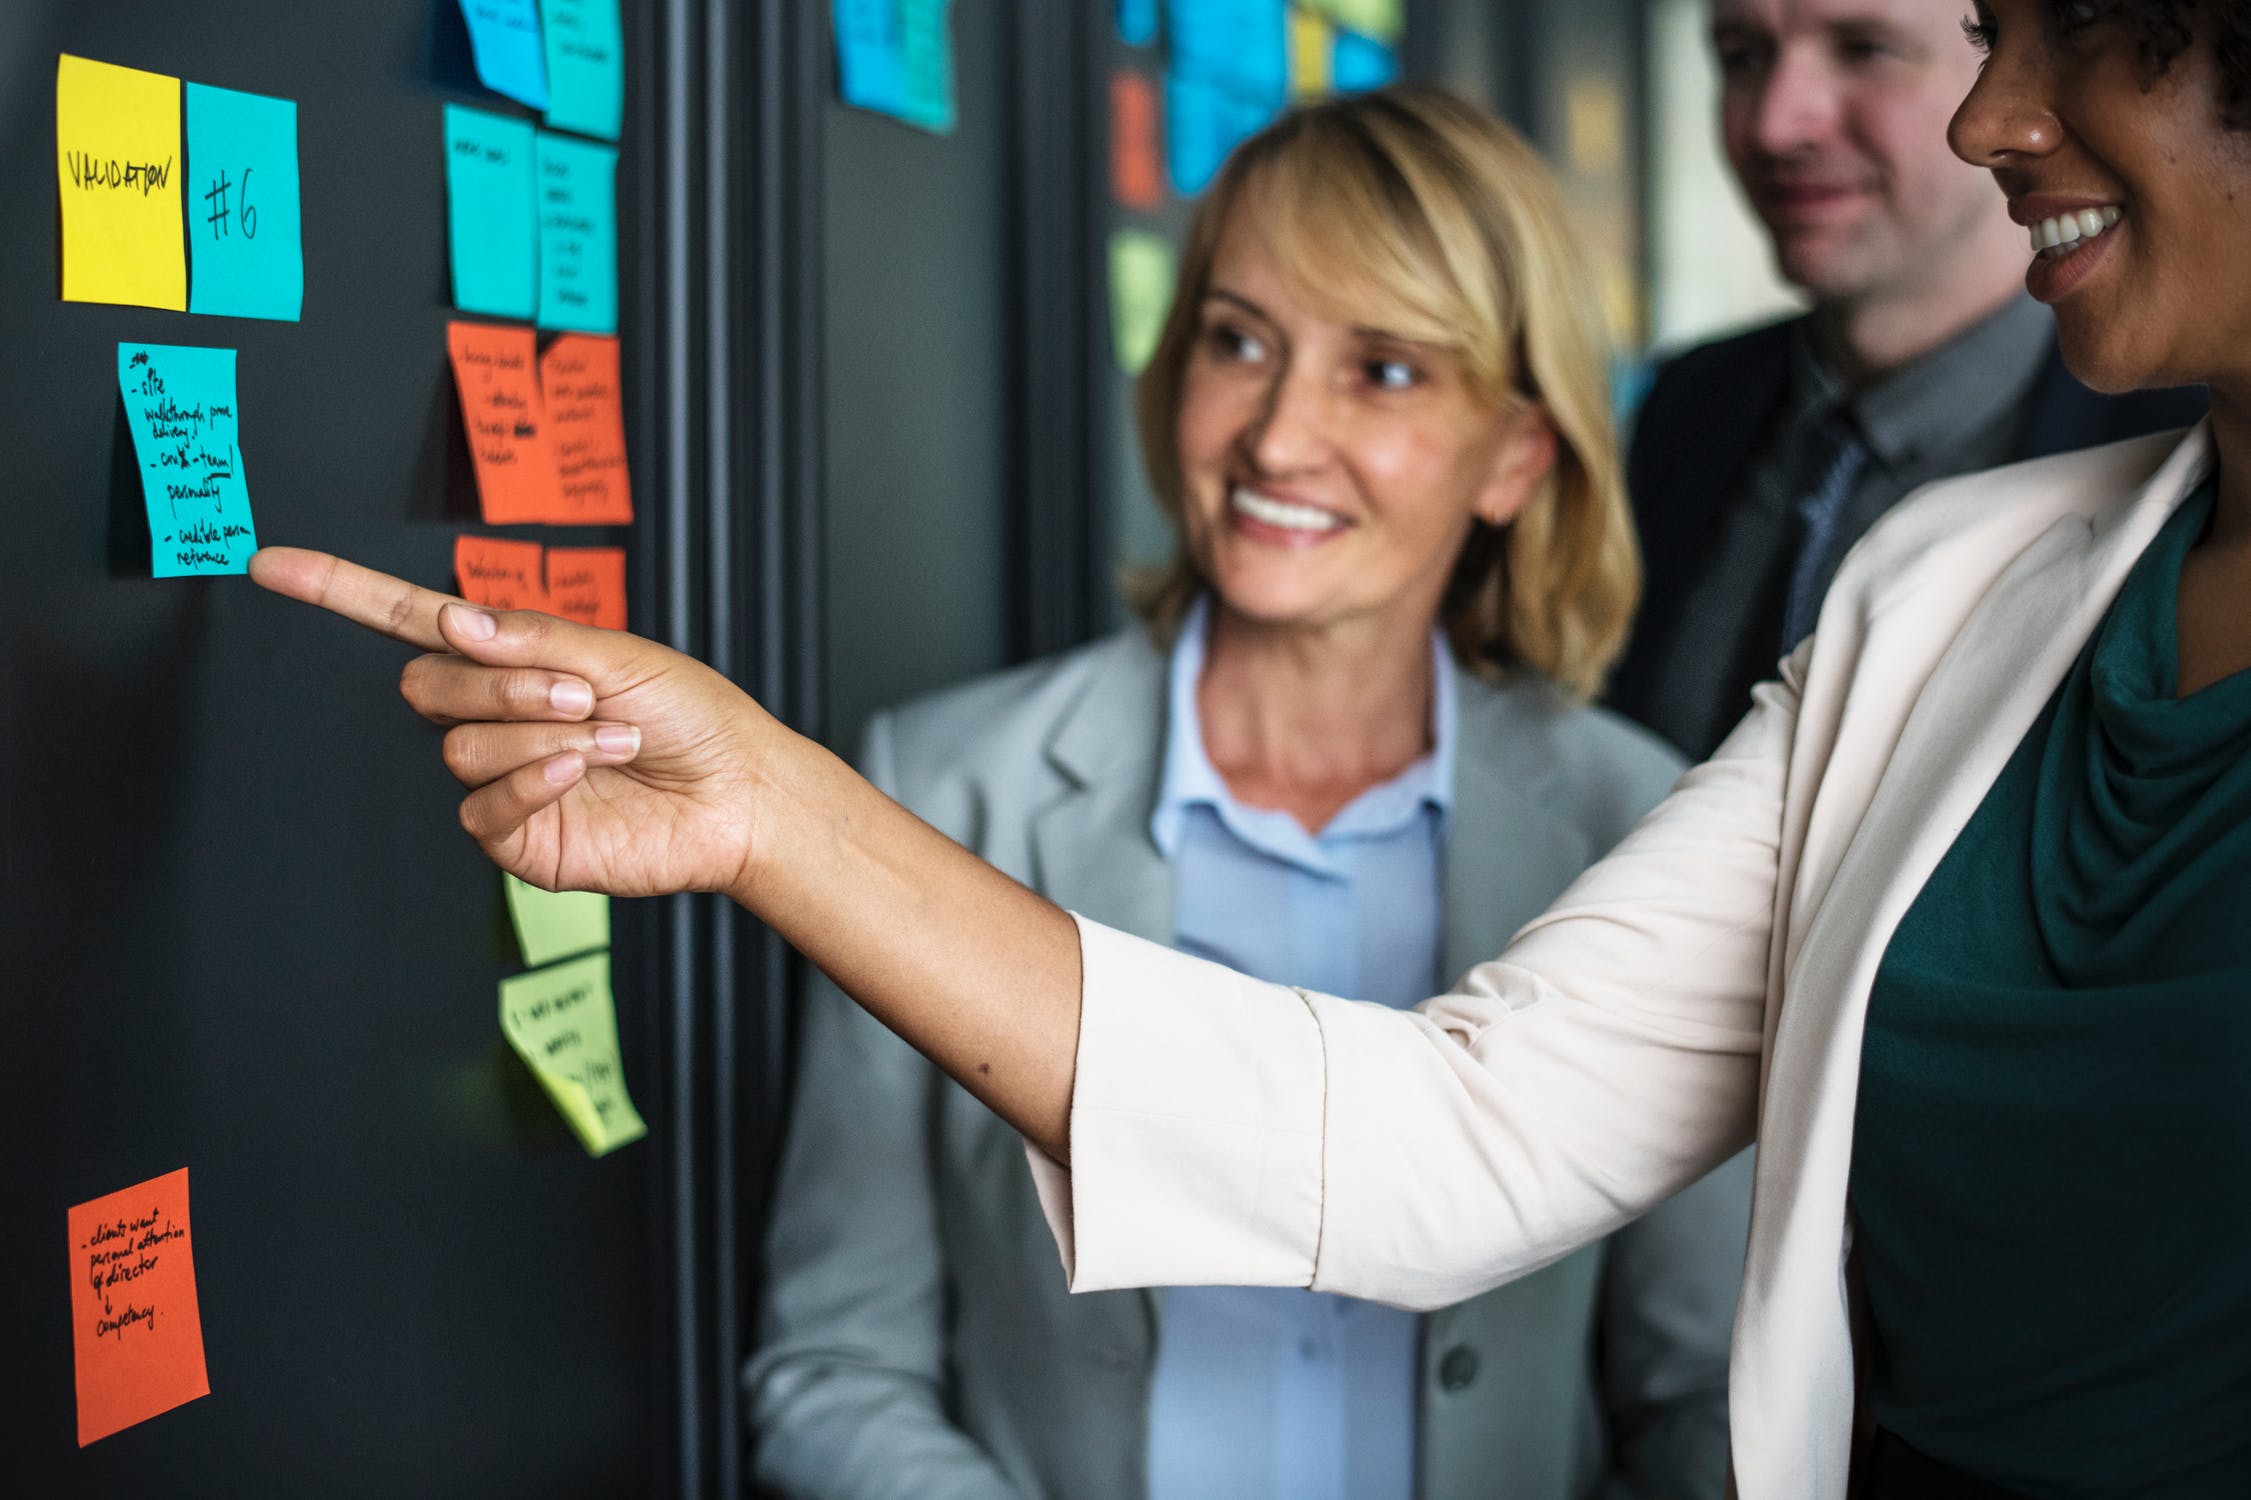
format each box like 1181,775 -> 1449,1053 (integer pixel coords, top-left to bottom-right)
1150,595 -> 1456,865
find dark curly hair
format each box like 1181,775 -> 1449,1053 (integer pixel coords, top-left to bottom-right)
2072,0 -> 2251,128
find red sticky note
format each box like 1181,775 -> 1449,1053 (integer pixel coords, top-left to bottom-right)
454,535 -> 548,611
68,1168 -> 210,1446
546,546 -> 627,630
447,320 -> 561,524
1110,72 -> 1164,211
539,334 -> 634,524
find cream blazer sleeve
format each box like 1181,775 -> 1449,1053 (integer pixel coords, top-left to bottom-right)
1027,659 -> 1790,1313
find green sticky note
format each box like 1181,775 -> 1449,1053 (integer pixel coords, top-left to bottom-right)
119,342 -> 258,577
1108,229 -> 1175,376
534,130 -> 617,334
444,104 -> 537,320
499,953 -> 646,1157
541,0 -> 624,141
185,83 -> 303,321
504,873 -> 610,966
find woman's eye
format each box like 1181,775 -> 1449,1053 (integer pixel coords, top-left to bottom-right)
1960,15 -> 1995,53
1209,325 -> 1267,363
1366,357 -> 1421,392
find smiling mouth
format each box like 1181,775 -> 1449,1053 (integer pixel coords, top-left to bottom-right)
2029,205 -> 2122,259
1230,486 -> 1345,534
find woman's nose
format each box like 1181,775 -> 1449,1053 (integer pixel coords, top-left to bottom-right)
1245,367 -> 1333,475
1950,40 -> 2060,168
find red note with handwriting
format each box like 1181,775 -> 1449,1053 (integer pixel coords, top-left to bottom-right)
546,545 -> 627,630
447,321 -> 561,524
455,535 -> 549,610
540,334 -> 634,524
1110,72 -> 1164,211
68,1168 -> 210,1446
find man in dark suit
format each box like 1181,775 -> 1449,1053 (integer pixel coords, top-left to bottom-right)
1609,0 -> 2203,759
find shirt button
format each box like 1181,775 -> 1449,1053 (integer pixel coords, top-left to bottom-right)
1298,1335 -> 1322,1362
1437,1345 -> 1479,1391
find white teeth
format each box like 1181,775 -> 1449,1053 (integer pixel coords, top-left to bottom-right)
1231,487 -> 1343,532
2028,205 -> 2124,258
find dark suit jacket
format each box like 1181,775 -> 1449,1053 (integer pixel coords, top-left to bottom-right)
1607,314 -> 2206,759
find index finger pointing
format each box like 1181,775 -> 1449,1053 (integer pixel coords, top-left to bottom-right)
249,546 -> 460,652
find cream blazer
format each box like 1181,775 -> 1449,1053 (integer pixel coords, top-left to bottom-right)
1028,422 -> 2213,1500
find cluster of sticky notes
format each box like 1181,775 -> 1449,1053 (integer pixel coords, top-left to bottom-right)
500,951 -> 646,1156
58,55 -> 304,320
447,323 -> 632,524
457,0 -> 624,138
1109,231 -> 1176,377
832,0 -> 958,135
68,1168 -> 210,1446
457,536 -> 627,628
119,342 -> 259,576
443,106 -> 618,333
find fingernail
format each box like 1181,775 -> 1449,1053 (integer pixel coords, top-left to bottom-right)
448,604 -> 498,641
550,680 -> 594,715
544,753 -> 582,786
594,725 -> 639,755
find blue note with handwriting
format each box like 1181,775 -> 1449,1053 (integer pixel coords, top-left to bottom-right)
445,105 -> 538,319
459,0 -> 550,109
833,0 -> 957,135
540,0 -> 624,141
119,344 -> 257,578
185,83 -> 303,321
535,131 -> 618,334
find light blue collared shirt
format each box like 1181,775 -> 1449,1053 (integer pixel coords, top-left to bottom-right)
1144,598 -> 1455,1500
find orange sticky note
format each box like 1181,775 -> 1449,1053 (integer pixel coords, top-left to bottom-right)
447,321 -> 560,524
1110,72 -> 1163,211
455,534 -> 548,610
540,333 -> 634,524
546,545 -> 627,630
68,1168 -> 210,1447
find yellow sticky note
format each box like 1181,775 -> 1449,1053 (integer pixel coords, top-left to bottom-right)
1109,229 -> 1176,377
503,872 -> 610,966
499,953 -> 646,1157
1289,10 -> 1334,99
57,55 -> 186,310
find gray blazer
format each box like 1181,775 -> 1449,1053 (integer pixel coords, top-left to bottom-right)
746,628 -> 1753,1500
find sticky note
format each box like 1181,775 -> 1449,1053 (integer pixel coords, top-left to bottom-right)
455,535 -> 548,610
447,321 -> 560,524
541,0 -> 624,141
1164,0 -> 1287,107
546,546 -> 627,630
459,0 -> 550,109
1110,72 -> 1163,211
540,334 -> 633,522
1331,29 -> 1398,93
56,55 -> 186,311
1109,230 -> 1175,377
505,872 -> 609,965
535,131 -> 618,335
1305,0 -> 1401,46
120,343 -> 258,577
499,953 -> 647,1157
184,83 -> 303,321
1116,0 -> 1158,46
1165,73 -> 1272,198
69,1168 -> 210,1447
1289,10 -> 1334,99
833,0 -> 957,135
444,105 -> 538,320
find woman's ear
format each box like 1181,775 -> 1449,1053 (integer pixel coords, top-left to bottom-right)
1473,400 -> 1558,528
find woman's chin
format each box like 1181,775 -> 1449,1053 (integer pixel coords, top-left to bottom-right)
2053,317 -> 2174,398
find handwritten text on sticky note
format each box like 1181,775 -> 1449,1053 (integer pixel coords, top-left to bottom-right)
459,0 -> 551,109
185,83 -> 303,321
535,131 -> 619,334
444,105 -> 538,320
448,322 -> 559,524
500,953 -> 647,1157
545,546 -> 627,630
540,333 -> 632,522
120,343 -> 258,577
57,55 -> 186,311
455,535 -> 548,610
541,0 -> 625,141
69,1168 -> 210,1446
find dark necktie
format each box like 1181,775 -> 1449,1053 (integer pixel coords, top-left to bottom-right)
1780,411 -> 1871,652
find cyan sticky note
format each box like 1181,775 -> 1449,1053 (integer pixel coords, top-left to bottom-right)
184,83 -> 303,321
833,0 -> 957,136
1165,72 -> 1274,197
535,130 -> 617,334
459,0 -> 550,110
1332,30 -> 1398,93
540,0 -> 624,141
119,343 -> 257,578
444,104 -> 537,320
1116,0 -> 1158,46
1165,0 -> 1287,106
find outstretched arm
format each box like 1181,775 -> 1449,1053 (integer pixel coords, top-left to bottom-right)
249,547 -> 1082,1161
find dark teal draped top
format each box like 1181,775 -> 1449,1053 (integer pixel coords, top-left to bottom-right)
1852,482 -> 2251,1497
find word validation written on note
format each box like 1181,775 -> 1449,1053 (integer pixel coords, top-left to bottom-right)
119,343 -> 258,576
68,1168 -> 210,1446
57,55 -> 186,310
500,953 -> 646,1156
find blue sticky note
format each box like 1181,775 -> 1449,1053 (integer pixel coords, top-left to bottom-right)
444,104 -> 537,319
1165,0 -> 1286,106
184,84 -> 303,321
459,0 -> 550,109
541,0 -> 624,141
1116,0 -> 1158,46
833,0 -> 957,135
1332,29 -> 1398,93
119,343 -> 258,578
1165,72 -> 1275,197
535,131 -> 617,334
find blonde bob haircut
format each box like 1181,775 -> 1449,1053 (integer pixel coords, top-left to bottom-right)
1129,86 -> 1639,702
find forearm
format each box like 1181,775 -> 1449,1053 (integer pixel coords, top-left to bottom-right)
736,729 -> 1081,1161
